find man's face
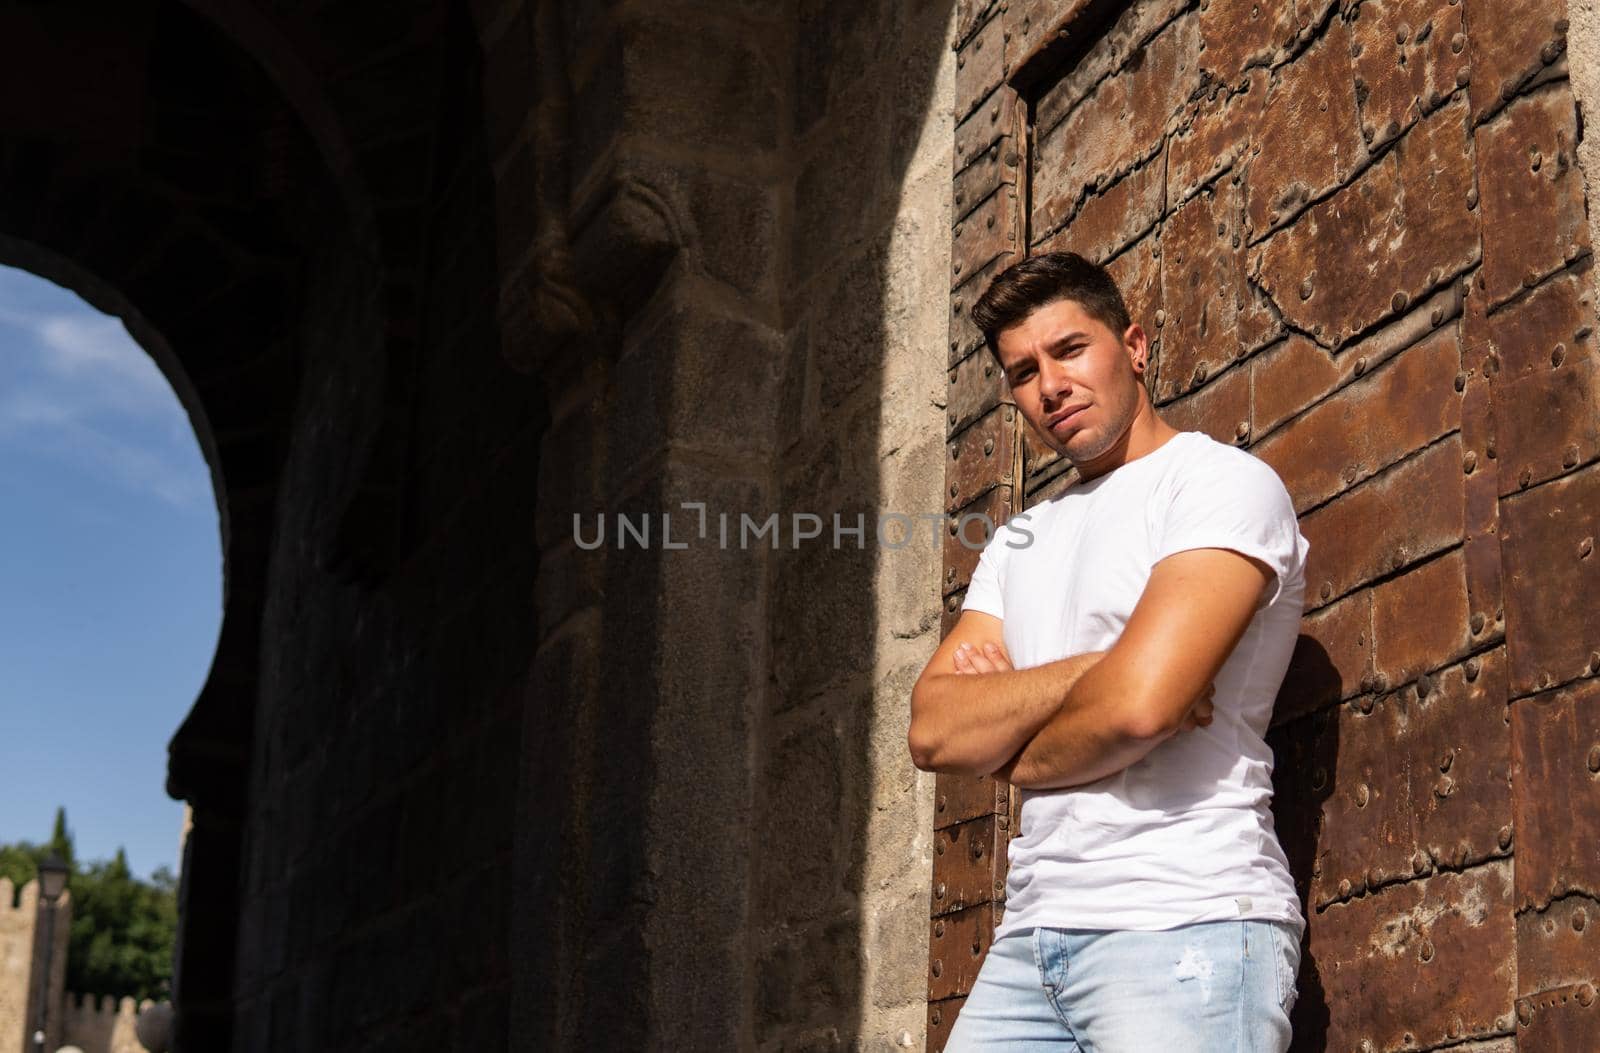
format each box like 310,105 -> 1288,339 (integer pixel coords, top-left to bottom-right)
994,297 -> 1148,465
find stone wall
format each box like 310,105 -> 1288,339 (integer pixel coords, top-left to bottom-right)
61,994 -> 154,1053
0,879 -> 39,1051
0,879 -> 73,1053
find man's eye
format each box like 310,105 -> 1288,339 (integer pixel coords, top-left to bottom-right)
1011,368 -> 1033,383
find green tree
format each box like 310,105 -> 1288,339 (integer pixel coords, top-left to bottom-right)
0,810 -> 175,1001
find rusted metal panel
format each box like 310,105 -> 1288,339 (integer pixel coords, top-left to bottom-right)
1514,982 -> 1600,1051
1509,676 -> 1600,913
1154,357 -> 1250,447
1311,646 -> 1511,910
1197,0 -> 1299,91
1476,87 -> 1591,305
1254,95 -> 1477,350
1372,548 -> 1473,691
947,405 -> 1017,514
953,133 -> 1021,229
932,814 -> 1007,917
951,185 -> 1020,292
955,0 -> 998,49
1312,859 -> 1517,1051
943,485 -> 1012,598
1516,893 -> 1600,1006
1033,0 -> 1191,137
1157,178 -> 1279,403
1251,325 -> 1462,514
941,590 -> 964,638
1458,328 -> 1508,648
947,345 -> 1009,438
1030,12 -> 1200,241
955,12 -> 1009,123
1281,587 -> 1372,719
927,995 -> 963,1052
1168,70 -> 1265,207
1480,270 -> 1600,496
1311,689 -> 1419,910
1466,0 -> 1570,122
1300,435 -> 1465,605
1406,647 -> 1513,876
1348,0 -> 1469,151
933,769 -> 1010,832
1036,144 -> 1164,263
928,900 -> 1003,1001
954,85 -> 1021,175
949,254 -> 1012,368
1004,0 -> 1093,82
1242,15 -> 1362,239
1252,281 -> 1462,441
1500,463 -> 1600,695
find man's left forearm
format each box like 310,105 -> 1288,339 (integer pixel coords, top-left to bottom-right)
998,655 -> 1167,789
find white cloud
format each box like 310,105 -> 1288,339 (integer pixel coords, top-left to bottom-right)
0,279 -> 209,510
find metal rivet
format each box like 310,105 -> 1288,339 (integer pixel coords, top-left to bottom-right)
1553,344 -> 1566,367
1587,745 -> 1600,773
1455,372 -> 1467,391
983,438 -> 995,456
1355,783 -> 1370,807
1320,581 -> 1333,601
1565,445 -> 1581,469
1155,309 -> 1166,327
1579,536 -> 1593,559
1432,307 -> 1444,326
1338,878 -> 1352,897
1435,775 -> 1455,798
1574,908 -> 1588,932
1418,674 -> 1434,699
1392,291 -> 1409,312
1299,278 -> 1314,301
1471,611 -> 1486,633
1498,824 -> 1513,849
1466,187 -> 1479,209
1463,451 -> 1477,473
1419,938 -> 1434,962
1519,466 -> 1532,488
1236,421 -> 1250,441
1354,356 -> 1368,376
1465,658 -> 1481,682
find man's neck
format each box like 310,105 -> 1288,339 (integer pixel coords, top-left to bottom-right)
1072,403 -> 1180,484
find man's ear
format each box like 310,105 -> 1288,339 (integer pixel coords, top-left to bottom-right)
1122,323 -> 1149,374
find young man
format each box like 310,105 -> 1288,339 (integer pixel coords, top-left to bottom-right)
908,252 -> 1306,1050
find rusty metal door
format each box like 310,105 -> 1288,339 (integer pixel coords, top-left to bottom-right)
933,2 -> 1600,1048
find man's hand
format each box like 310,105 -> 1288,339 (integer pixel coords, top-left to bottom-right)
954,641 -> 1216,784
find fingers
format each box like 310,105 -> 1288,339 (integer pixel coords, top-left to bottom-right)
952,641 -> 1013,675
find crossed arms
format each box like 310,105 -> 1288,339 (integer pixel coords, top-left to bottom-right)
906,546 -> 1274,789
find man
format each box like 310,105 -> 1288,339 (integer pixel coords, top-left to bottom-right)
908,252 -> 1306,1050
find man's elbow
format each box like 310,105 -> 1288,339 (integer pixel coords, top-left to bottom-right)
907,678 -> 982,774
1118,694 -> 1181,741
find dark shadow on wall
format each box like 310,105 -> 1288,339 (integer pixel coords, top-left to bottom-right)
506,1 -> 962,1048
1267,638 -> 1342,1051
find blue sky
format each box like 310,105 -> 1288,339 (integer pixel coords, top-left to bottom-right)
0,265 -> 221,881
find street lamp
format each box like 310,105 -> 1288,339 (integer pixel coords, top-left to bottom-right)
33,856 -> 69,1053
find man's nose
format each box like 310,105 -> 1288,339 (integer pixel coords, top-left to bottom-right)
1040,358 -> 1071,403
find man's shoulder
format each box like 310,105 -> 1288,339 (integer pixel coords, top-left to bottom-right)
1173,431 -> 1288,488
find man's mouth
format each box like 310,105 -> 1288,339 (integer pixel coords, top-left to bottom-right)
1047,405 -> 1088,432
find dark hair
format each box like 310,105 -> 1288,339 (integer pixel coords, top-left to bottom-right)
971,251 -> 1133,362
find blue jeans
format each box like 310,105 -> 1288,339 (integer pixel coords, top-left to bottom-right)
944,919 -> 1300,1051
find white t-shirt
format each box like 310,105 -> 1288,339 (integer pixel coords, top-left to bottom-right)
962,429 -> 1309,939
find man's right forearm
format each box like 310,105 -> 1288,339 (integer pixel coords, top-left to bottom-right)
909,652 -> 1105,775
